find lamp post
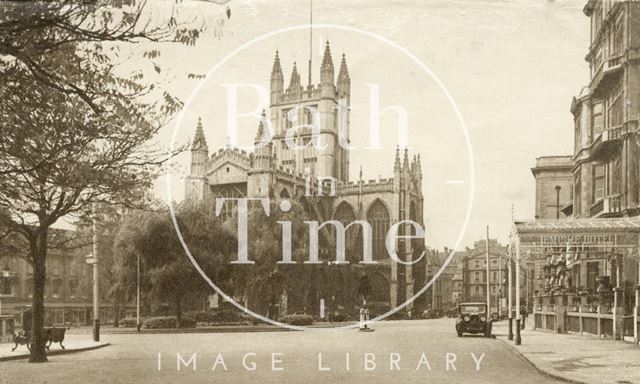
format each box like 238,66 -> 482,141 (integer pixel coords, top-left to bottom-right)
136,253 -> 141,332
91,203 -> 100,342
515,238 -> 522,345
498,253 -> 502,320
508,247 -> 513,340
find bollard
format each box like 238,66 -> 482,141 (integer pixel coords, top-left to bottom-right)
515,319 -> 521,345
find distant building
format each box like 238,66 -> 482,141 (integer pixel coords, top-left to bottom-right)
0,228 -> 134,341
531,156 -> 574,220
450,239 -> 526,314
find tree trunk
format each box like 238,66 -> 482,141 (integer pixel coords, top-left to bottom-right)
175,298 -> 182,328
113,302 -> 120,328
30,228 -> 48,363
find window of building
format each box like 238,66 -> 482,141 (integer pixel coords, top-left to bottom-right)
52,279 -> 62,298
591,101 -> 604,139
592,163 -> 605,203
1,275 -> 11,295
610,19 -> 624,57
612,155 -> 622,196
474,271 -> 480,282
592,5 -> 603,41
69,279 -> 78,299
366,200 -> 390,260
608,77 -> 624,128
215,187 -> 244,222
574,114 -> 582,151
474,260 -> 480,268
283,109 -> 294,130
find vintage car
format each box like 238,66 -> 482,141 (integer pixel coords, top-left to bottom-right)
455,302 -> 492,337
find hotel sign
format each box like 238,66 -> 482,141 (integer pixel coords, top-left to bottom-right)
540,234 -> 616,247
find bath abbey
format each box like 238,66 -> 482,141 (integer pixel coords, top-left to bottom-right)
185,42 -> 427,317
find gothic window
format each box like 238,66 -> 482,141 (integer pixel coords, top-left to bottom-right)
334,202 -> 360,262
366,200 -> 390,260
215,187 -> 245,222
279,189 -> 290,199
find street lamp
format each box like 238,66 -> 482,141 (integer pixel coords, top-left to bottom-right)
2,263 -> 10,295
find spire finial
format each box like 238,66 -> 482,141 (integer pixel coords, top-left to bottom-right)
192,117 -> 208,150
321,40 -> 333,69
271,50 -> 283,77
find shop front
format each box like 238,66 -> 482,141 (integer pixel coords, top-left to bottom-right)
512,218 -> 640,343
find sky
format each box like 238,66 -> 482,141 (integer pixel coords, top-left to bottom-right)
145,0 -> 590,251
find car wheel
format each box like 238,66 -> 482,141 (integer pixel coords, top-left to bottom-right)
457,330 -> 463,337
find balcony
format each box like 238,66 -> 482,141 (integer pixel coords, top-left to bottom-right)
590,55 -> 624,94
590,120 -> 639,160
589,194 -> 623,218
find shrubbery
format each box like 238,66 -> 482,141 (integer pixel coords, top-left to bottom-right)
143,316 -> 196,329
119,317 -> 140,328
277,314 -> 314,326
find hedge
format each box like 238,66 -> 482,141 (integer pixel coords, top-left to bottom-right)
143,316 -> 196,329
277,314 -> 313,326
119,317 -> 140,328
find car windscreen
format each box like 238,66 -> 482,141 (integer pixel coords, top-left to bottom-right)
460,306 -> 485,313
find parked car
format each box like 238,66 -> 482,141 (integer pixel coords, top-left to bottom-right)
455,302 -> 492,337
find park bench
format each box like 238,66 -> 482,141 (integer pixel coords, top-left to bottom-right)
12,327 -> 67,352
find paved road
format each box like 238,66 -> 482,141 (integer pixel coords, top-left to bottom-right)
0,318 -> 564,384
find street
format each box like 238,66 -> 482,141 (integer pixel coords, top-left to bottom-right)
0,319 -> 563,384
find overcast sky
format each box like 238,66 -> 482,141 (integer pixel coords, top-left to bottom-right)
151,0 -> 590,251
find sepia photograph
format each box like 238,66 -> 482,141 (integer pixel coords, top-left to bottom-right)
0,0 -> 639,383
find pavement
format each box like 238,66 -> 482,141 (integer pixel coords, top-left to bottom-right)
0,333 -> 109,361
0,318 -> 565,384
492,319 -> 640,384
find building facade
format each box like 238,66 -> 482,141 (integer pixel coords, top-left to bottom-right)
185,43 -> 426,316
0,229 -> 135,341
570,0 -> 640,219
521,1 -> 640,342
531,156 -> 574,220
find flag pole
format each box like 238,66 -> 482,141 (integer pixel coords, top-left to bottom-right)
486,225 -> 490,316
